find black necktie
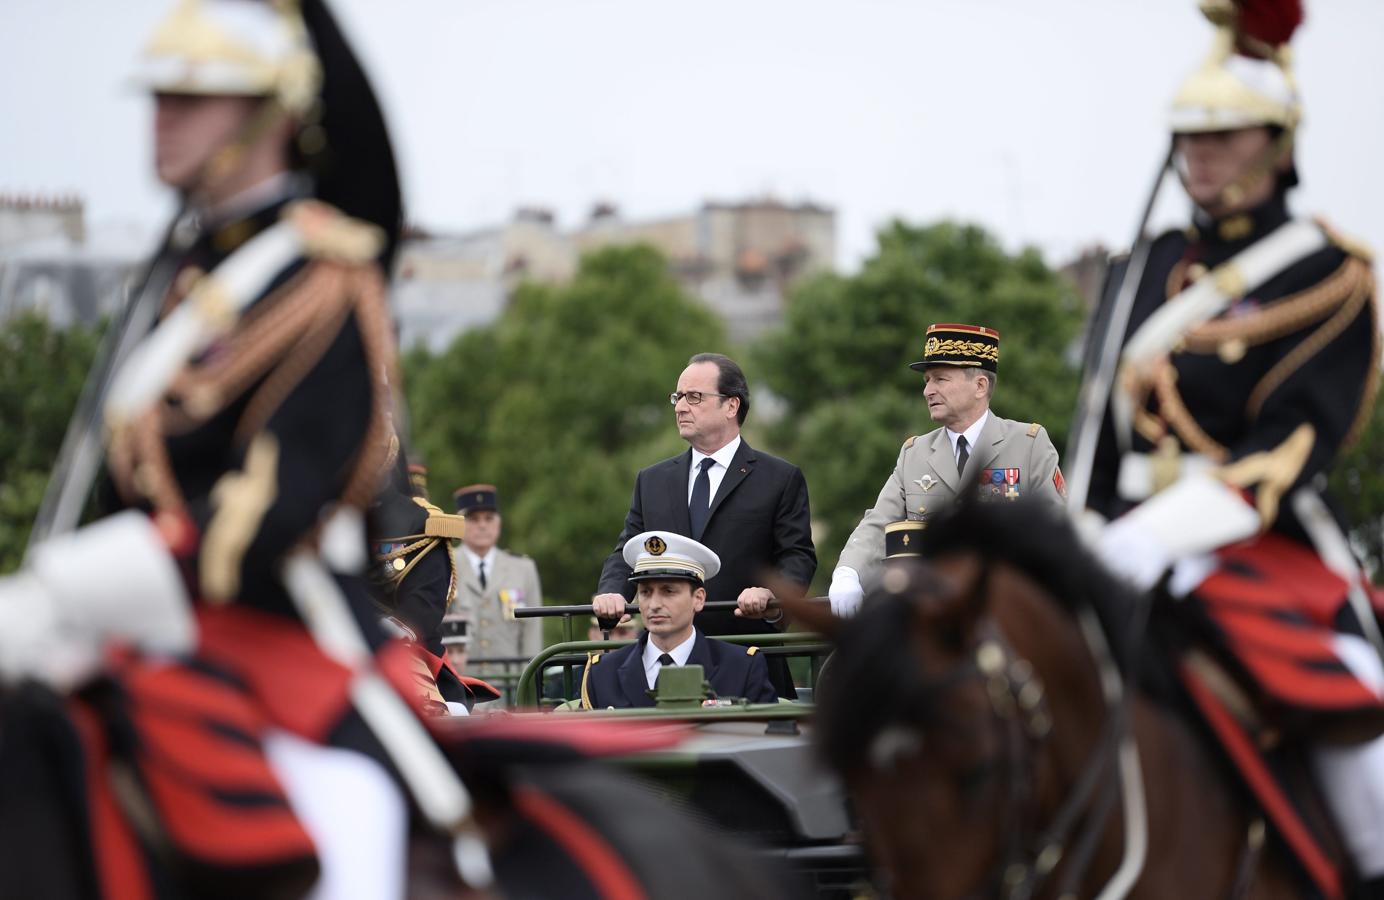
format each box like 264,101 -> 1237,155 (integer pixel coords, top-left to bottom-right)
956,435 -> 970,475
477,559 -> 487,589
689,457 -> 715,539
657,653 -> 675,667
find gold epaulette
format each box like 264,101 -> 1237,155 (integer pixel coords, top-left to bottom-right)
425,513 -> 466,540
1317,216 -> 1375,264
580,652 -> 600,711
286,199 -> 384,264
903,435 -> 919,450
407,496 -> 466,540
746,646 -> 760,656
1026,422 -> 1041,437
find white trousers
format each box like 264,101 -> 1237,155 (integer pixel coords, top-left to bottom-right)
1311,634 -> 1384,878
263,729 -> 408,900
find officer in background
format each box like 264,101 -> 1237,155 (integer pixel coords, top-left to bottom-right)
828,324 -> 1065,615
452,484 -> 543,679
440,612 -> 471,674
581,532 -> 777,710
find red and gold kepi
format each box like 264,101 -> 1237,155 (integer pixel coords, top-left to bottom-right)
909,323 -> 1000,374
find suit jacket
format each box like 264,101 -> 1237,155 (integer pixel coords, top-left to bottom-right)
581,629 -> 778,709
837,413 -> 1064,591
455,547 -> 543,665
597,438 -> 817,640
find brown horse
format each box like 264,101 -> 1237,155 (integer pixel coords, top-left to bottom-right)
789,501 -> 1344,900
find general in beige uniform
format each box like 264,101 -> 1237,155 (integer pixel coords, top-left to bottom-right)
829,324 -> 1066,609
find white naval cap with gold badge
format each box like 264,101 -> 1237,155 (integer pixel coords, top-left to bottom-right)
623,531 -> 721,586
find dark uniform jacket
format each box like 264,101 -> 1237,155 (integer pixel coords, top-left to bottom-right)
102,190 -> 397,631
1086,190 -> 1378,548
581,629 -> 778,710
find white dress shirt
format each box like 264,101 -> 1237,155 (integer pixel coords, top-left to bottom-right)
642,630 -> 697,689
460,545 -> 498,585
687,434 -> 742,505
945,410 -> 990,469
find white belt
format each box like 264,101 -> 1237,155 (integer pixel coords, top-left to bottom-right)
1117,451 -> 1214,502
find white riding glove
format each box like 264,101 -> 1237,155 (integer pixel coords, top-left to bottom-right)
0,511 -> 194,687
828,567 -> 864,618
1096,473 -> 1259,593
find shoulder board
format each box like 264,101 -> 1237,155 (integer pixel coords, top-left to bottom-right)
423,512 -> 466,541
587,652 -> 602,665
1027,422 -> 1041,438
746,646 -> 759,656
903,435 -> 919,450
1317,217 -> 1375,264
285,199 -> 384,264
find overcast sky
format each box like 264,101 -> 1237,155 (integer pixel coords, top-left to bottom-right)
4,0 -> 1383,269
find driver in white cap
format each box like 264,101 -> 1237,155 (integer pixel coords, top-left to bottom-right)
582,532 -> 777,709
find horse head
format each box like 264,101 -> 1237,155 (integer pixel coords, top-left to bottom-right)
793,501 -> 1159,899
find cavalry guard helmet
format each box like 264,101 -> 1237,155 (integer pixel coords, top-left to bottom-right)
1167,0 -> 1304,205
1167,0 -> 1302,135
133,0 -> 403,268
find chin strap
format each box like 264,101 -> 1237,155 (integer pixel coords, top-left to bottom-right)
195,96 -> 298,206
1172,128 -> 1295,215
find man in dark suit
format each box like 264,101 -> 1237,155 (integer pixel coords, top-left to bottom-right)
582,532 -> 777,710
593,352 -> 817,697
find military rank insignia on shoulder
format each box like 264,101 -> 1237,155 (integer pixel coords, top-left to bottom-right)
903,435 -> 919,450
746,646 -> 760,656
286,199 -> 384,263
1317,217 -> 1375,263
1026,422 -> 1041,437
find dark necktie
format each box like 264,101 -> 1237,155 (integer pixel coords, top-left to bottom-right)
657,653 -> 676,667
689,457 -> 715,539
956,435 -> 970,475
477,559 -> 487,589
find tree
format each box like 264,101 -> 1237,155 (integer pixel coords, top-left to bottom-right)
1331,376 -> 1384,582
403,244 -> 726,611
0,312 -> 103,571
751,220 -> 1086,585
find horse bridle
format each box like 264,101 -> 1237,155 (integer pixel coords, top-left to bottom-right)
865,590 -> 1148,900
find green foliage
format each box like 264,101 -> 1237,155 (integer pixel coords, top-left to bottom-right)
1331,376 -> 1384,583
405,244 -> 725,617
752,220 -> 1085,583
0,312 -> 103,572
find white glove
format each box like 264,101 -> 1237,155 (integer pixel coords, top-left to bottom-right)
0,511 -> 194,687
1096,473 -> 1259,592
0,572 -> 99,688
828,567 -> 864,618
1095,516 -> 1171,592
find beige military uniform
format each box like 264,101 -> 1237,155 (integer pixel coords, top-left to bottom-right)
454,547 -> 543,670
836,413 -> 1065,591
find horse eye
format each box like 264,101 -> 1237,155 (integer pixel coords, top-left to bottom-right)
957,758 -> 1002,796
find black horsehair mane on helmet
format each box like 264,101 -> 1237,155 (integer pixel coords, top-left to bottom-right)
298,0 -> 403,271
815,499 -> 1147,776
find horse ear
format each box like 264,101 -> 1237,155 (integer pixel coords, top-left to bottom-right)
760,571 -> 843,639
911,553 -> 987,628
